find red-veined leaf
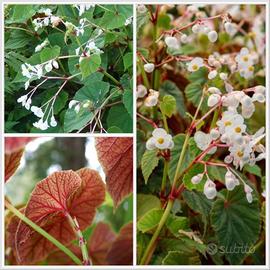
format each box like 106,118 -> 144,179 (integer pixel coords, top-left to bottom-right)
5,137 -> 34,154
106,222 -> 133,265
95,137 -> 133,207
89,222 -> 116,265
7,168 -> 105,264
5,149 -> 24,182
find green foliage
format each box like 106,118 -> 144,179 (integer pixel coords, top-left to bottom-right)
160,95 -> 176,118
4,4 -> 133,133
137,194 -> 161,219
211,186 -> 261,264
141,149 -> 160,184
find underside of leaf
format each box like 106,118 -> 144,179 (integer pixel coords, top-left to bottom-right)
95,137 -> 133,207
5,149 -> 24,182
5,137 -> 34,154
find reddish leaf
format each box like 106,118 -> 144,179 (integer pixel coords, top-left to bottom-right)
106,222 -> 133,265
95,137 -> 133,207
89,222 -> 116,265
7,169 -> 105,265
5,137 -> 34,154
5,150 -> 24,182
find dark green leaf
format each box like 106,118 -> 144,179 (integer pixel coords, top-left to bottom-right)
141,149 -> 159,184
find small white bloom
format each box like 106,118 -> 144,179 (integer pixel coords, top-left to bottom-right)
208,86 -> 221,94
144,63 -> 155,73
146,128 -> 174,150
224,22 -> 238,36
35,45 -> 43,52
74,104 -> 81,113
194,131 -> 217,154
224,155 -> 233,164
204,179 -> 217,199
192,24 -> 201,33
31,106 -> 44,118
180,34 -> 188,43
165,36 -> 180,50
24,80 -> 30,90
225,170 -> 239,191
52,60 -> 59,69
210,129 -> 220,140
219,72 -> 228,80
137,4 -> 147,13
187,57 -> 204,72
144,89 -> 159,107
25,98 -> 32,110
208,30 -> 218,43
50,116 -> 57,127
17,95 -> 28,105
191,173 -> 203,184
208,94 -> 220,107
208,70 -> 217,79
45,62 -> 53,72
136,84 -> 147,98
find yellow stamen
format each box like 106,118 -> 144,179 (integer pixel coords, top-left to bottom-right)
157,138 -> 164,144
243,56 -> 249,62
192,64 -> 198,70
248,66 -> 254,72
237,151 -> 244,158
235,127 -> 241,133
225,121 -> 232,126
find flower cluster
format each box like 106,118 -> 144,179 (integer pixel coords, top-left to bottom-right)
74,4 -> 95,16
33,8 -> 61,31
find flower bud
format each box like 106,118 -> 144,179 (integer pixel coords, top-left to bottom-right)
191,173 -> 203,184
208,87 -> 221,94
208,30 -> 218,43
208,94 -> 220,107
192,24 -> 201,33
210,129 -> 220,140
224,22 -> 237,36
219,72 -> 228,80
208,70 -> 217,79
144,63 -> 155,73
180,34 -> 188,43
204,180 -> 217,199
136,84 -> 147,98
165,36 -> 179,50
246,192 -> 253,203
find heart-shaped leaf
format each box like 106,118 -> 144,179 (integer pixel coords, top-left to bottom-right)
5,149 -> 24,182
7,168 -> 105,264
89,222 -> 116,265
95,137 -> 133,207
106,222 -> 133,265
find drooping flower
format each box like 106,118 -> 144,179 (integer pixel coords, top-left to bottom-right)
165,36 -> 180,50
194,131 -> 217,154
144,89 -> 159,107
204,179 -> 217,199
136,85 -> 147,98
144,63 -> 155,73
208,30 -> 218,43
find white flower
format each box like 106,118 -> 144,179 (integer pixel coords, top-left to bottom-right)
219,72 -> 228,80
224,155 -> 233,164
225,170 -> 239,191
144,63 -> 155,73
210,129 -> 220,140
229,143 -> 252,169
24,80 -> 30,90
194,131 -> 217,154
180,34 -> 188,43
17,95 -> 28,105
224,22 -> 237,36
236,47 -> 253,66
136,84 -> 147,98
165,36 -> 179,50
125,17 -> 133,26
45,62 -> 53,72
69,100 -> 80,109
137,5 -> 147,13
208,70 -> 217,79
50,116 -> 57,127
52,60 -> 59,69
144,89 -> 159,107
208,30 -> 218,43
187,57 -> 204,72
44,8 -> 52,16
208,86 -> 221,95
25,98 -> 32,110
21,64 -> 31,78
33,119 -> 49,130
74,4 -> 94,16
146,128 -> 174,150
217,111 -> 243,134
204,179 -> 217,199
244,184 -> 253,203
252,85 -> 265,103
191,173 -> 203,184
35,45 -> 42,52
192,24 -> 201,33
208,94 -> 220,107
74,104 -> 81,113
50,16 -> 61,27
31,106 -> 44,118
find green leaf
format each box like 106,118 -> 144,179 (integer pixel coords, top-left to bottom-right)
185,82 -> 208,112
211,186 -> 260,264
182,190 -> 213,228
162,251 -> 201,265
187,66 -> 208,85
137,209 -> 164,233
100,10 -> 126,29
123,89 -> 133,117
40,46 -> 61,63
137,194 -> 161,219
12,5 -> 36,23
137,130 -> 146,168
166,215 -> 189,236
123,52 -> 132,71
243,164 -> 262,177
160,95 -> 176,118
157,14 -> 171,29
141,149 -> 159,184
64,109 -> 93,133
80,54 -> 101,79
106,104 -> 132,132
107,126 -> 122,133
179,44 -> 200,54
137,232 -> 151,264
160,80 -> 187,118
74,80 -> 110,107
